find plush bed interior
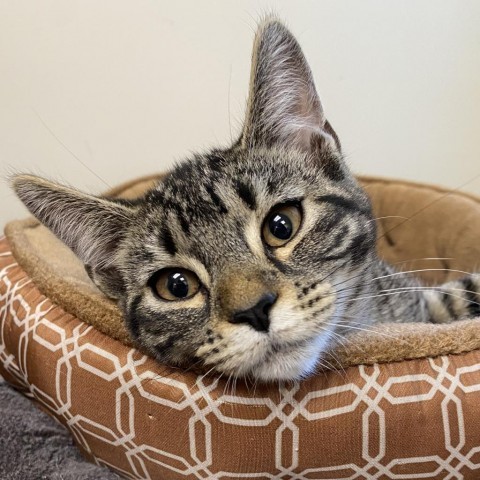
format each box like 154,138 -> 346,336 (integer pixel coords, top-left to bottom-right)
4,174 -> 480,369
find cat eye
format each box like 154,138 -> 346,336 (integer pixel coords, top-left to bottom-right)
262,203 -> 302,247
151,269 -> 200,301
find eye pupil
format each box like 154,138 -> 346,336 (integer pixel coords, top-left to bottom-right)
269,213 -> 293,240
167,272 -> 189,298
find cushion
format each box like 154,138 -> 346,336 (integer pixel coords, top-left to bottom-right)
1,175 -> 480,479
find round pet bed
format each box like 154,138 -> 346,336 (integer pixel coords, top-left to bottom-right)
1,175 -> 480,479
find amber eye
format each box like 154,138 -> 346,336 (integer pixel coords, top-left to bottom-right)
151,269 -> 200,301
262,204 -> 302,247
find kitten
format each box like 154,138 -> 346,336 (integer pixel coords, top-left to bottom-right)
12,19 -> 480,382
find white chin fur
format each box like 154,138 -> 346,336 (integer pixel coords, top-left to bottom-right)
211,332 -> 330,382
251,334 -> 330,381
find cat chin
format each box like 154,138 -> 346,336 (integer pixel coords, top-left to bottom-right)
207,333 -> 329,382
249,333 -> 330,382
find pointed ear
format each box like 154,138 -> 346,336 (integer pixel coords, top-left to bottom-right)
241,19 -> 340,154
12,174 -> 137,299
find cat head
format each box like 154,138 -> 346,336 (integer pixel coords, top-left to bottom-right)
13,19 -> 375,381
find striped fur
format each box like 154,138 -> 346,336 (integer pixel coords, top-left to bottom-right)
11,18 -> 480,381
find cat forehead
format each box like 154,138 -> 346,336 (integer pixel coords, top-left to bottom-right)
133,145 -> 354,257
131,148 -> 324,257
152,147 -> 326,208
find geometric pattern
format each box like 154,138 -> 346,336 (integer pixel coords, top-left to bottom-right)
2,235 -> 480,479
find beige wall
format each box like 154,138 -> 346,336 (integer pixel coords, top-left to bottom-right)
1,0 -> 479,226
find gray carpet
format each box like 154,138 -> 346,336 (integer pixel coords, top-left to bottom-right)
0,376 -> 120,479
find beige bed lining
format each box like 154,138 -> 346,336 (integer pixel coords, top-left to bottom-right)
5,174 -> 480,368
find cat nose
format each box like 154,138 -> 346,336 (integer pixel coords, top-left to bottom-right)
230,293 -> 278,332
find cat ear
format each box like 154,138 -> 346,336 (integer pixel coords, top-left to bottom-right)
12,174 -> 137,299
240,19 -> 340,154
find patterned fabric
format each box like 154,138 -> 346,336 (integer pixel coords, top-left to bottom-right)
1,236 -> 480,479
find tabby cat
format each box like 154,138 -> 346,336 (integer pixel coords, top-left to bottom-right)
12,19 -> 480,382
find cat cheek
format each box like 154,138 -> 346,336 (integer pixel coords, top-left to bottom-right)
270,284 -> 336,337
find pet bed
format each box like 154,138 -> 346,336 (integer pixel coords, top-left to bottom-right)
1,174 -> 480,479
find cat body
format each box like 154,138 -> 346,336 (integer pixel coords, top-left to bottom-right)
12,19 -> 480,382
